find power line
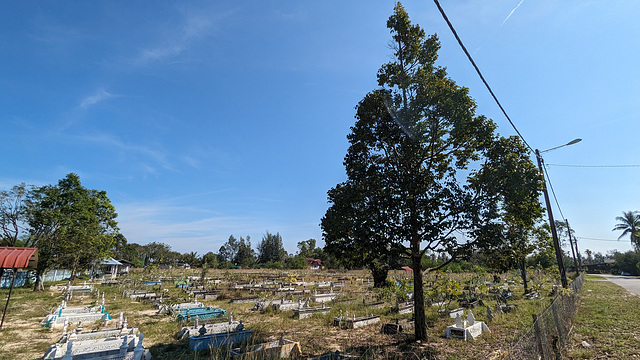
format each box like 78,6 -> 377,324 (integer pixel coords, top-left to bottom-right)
432,0 -> 534,153
547,164 -> 640,168
542,164 -> 566,221
432,0 -> 595,251
576,236 -> 626,243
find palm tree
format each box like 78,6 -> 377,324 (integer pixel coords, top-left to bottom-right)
612,211 -> 640,251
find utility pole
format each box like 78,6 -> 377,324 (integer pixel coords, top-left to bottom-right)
535,149 -> 568,288
566,219 -> 582,269
565,219 -> 580,275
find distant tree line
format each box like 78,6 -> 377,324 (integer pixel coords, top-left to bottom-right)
0,174 -> 339,291
114,234 -> 337,271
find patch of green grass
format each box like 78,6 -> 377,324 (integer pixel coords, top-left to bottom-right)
583,274 -> 604,280
567,279 -> 640,359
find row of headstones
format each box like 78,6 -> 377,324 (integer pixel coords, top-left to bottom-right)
42,298 -> 110,329
333,310 -> 381,329
43,307 -> 151,360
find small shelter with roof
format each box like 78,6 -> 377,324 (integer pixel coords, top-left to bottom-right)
305,258 -> 322,270
98,258 -> 123,279
0,247 -> 38,330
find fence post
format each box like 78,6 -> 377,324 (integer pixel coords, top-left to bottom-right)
532,314 -> 546,360
551,298 -> 567,348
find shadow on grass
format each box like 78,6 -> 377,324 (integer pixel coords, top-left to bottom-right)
148,342 -> 192,360
343,334 -> 439,360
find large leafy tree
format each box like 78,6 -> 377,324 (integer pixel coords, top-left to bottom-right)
25,173 -> 120,290
288,239 -> 325,269
218,235 -> 255,267
201,251 -> 219,269
322,179 -> 401,286
218,235 -> 240,264
181,251 -> 201,267
323,3 -> 498,340
612,211 -> 640,251
296,239 -> 317,259
143,242 -> 178,265
476,136 -> 545,294
116,242 -> 145,267
611,250 -> 640,275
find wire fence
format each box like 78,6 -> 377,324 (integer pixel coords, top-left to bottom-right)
506,273 -> 584,360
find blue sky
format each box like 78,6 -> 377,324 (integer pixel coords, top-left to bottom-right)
2,1 -> 639,257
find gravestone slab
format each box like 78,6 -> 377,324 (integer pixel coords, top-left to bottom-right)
43,333 -> 151,360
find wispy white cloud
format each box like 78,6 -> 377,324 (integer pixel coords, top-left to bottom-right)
132,10 -> 220,66
182,156 -> 200,169
136,44 -> 187,64
28,15 -> 86,44
75,132 -> 173,173
55,88 -> 118,131
502,0 -> 526,26
80,88 -> 116,109
116,200 -> 264,252
114,193 -> 321,253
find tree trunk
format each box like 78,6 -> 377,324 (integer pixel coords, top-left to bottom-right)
412,238 -> 427,341
70,259 -> 78,281
520,258 -> 529,294
33,270 -> 44,292
370,264 -> 389,288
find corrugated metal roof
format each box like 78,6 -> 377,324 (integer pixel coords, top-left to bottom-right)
101,257 -> 122,266
0,247 -> 38,269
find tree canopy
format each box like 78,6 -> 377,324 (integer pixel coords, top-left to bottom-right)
218,235 -> 255,267
0,183 -> 28,247
24,173 -> 121,290
322,3 -> 515,340
475,136 -> 545,293
612,211 -> 640,251
257,231 -> 287,265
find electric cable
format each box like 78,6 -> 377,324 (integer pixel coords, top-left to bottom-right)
432,0 -> 534,153
546,164 -> 640,168
542,164 -> 566,221
576,236 -> 626,242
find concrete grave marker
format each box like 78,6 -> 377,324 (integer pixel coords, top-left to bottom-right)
455,314 -> 463,328
444,309 -> 490,341
467,310 -> 475,326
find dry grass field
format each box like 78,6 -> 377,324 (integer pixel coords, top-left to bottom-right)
0,268 -> 568,360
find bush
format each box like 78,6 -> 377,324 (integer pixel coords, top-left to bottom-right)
612,251 -> 640,275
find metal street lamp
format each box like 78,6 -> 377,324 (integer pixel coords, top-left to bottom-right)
540,138 -> 582,154
535,138 -> 581,288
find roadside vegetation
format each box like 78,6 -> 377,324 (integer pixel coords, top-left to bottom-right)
567,275 -> 640,359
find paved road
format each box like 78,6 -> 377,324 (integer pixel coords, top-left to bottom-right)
597,274 -> 640,296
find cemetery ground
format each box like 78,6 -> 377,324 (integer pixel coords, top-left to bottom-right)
0,269 -> 634,360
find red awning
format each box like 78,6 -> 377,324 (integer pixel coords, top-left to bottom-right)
0,247 -> 38,269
